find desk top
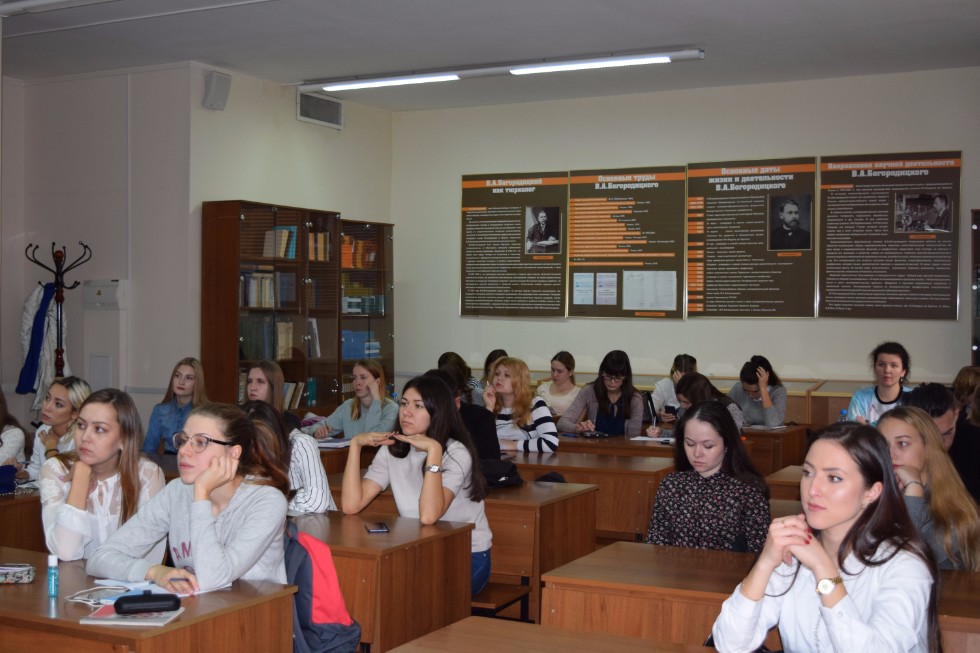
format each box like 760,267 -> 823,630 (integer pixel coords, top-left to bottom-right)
810,380 -> 867,397
388,616 -> 707,652
291,510 -> 473,556
938,569 -> 980,624
0,546 -> 295,639
767,465 -> 803,485
542,541 -> 754,597
510,451 -> 674,475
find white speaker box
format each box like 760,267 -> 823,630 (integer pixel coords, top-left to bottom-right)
203,72 -> 231,110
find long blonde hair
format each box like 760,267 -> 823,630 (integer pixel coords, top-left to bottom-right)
489,357 -> 534,427
162,357 -> 208,407
47,376 -> 92,446
880,406 -> 979,570
348,360 -> 392,420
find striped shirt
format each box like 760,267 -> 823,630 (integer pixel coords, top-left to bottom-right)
495,396 -> 559,452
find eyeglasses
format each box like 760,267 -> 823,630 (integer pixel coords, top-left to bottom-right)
601,373 -> 625,383
172,432 -> 235,453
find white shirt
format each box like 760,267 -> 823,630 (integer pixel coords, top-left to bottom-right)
26,424 -> 75,481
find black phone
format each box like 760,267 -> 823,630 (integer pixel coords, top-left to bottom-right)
664,405 -> 678,415
365,522 -> 389,534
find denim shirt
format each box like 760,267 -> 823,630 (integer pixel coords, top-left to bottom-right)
142,398 -> 193,454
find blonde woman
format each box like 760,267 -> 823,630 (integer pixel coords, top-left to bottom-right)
143,357 -> 208,454
21,376 -> 91,481
483,357 -> 558,452
877,405 -> 979,570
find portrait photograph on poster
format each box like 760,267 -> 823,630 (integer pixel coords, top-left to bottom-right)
768,195 -> 813,251
524,206 -> 562,254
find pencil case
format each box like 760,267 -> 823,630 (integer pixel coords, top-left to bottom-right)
0,563 -> 35,584
114,591 -> 181,614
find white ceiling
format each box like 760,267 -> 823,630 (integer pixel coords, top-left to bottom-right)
2,0 -> 979,112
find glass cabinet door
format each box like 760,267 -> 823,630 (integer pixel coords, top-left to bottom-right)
305,211 -> 341,409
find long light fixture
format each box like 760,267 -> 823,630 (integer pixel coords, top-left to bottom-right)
301,48 -> 704,93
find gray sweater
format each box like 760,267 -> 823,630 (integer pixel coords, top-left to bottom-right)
87,476 -> 287,589
727,384 -> 787,427
904,493 -> 963,570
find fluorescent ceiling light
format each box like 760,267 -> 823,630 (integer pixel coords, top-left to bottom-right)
322,73 -> 459,92
305,48 -> 704,92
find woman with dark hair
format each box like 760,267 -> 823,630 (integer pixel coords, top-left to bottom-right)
536,351 -> 580,418
246,360 -> 302,430
650,353 -> 697,427
674,372 -> 745,432
646,402 -> 769,552
342,375 -> 492,595
243,400 -> 335,514
143,357 -> 209,454
40,389 -> 165,561
429,366 -> 500,461
0,388 -> 27,468
713,422 -> 938,652
557,350 -> 644,436
727,355 -> 786,427
438,351 -> 484,407
847,341 -> 912,425
88,403 -> 290,593
481,349 -> 508,384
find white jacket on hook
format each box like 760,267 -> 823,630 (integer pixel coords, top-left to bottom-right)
21,284 -> 72,412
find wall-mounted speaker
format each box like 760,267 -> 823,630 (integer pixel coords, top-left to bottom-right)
297,90 -> 343,130
203,71 -> 231,110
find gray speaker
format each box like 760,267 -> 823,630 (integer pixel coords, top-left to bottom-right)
203,72 -> 231,110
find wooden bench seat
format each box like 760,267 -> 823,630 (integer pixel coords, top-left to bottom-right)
471,582 -> 530,622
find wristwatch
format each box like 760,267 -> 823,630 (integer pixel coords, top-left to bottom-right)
425,464 -> 442,474
816,575 -> 843,595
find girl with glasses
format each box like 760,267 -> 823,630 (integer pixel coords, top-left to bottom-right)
557,350 -> 643,437
483,357 -> 559,452
39,388 -> 165,561
88,403 -> 290,593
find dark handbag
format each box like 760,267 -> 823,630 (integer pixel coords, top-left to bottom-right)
479,458 -> 523,488
0,465 -> 15,496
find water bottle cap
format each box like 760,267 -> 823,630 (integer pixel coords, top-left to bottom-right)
48,554 -> 58,566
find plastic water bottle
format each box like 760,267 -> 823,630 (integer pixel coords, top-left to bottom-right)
836,409 -> 848,423
47,554 -> 58,598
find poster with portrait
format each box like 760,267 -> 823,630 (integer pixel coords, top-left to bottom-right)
686,157 -> 817,318
818,152 -> 960,319
566,166 -> 686,318
460,172 -> 568,316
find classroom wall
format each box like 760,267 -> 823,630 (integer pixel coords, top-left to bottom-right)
389,66 -> 980,385
1,64 -> 392,421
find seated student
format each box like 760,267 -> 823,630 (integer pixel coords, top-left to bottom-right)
557,350 -> 644,437
243,400 -> 335,515
727,355 -> 787,427
646,401 -> 770,552
908,381 -> 974,489
303,359 -> 398,440
40,389 -> 166,561
948,368 -> 980,503
672,372 -> 745,432
437,351 -> 484,407
20,376 -> 92,481
877,406 -> 979,570
0,388 -> 27,468
142,357 -> 208,454
847,341 -> 912,425
536,351 -> 581,419
712,422 -> 938,652
480,349 -> 508,385
484,356 -> 559,452
246,360 -> 302,431
342,375 -> 492,595
428,366 -> 500,461
87,403 -> 290,593
650,353 -> 697,428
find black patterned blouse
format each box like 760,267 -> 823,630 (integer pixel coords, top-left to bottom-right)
646,470 -> 770,552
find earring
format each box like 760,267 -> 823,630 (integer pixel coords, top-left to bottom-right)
860,500 -> 870,510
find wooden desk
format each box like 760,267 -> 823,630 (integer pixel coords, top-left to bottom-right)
0,490 -> 45,552
742,425 -> 809,476
766,465 -> 802,501
389,616 -> 707,652
292,511 -> 473,652
769,498 -> 803,519
0,546 -> 294,652
557,434 -> 675,458
939,568 -> 980,652
541,541 -> 777,648
327,475 -> 598,622
511,452 -> 673,539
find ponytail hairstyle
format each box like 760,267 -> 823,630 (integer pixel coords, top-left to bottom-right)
190,403 -> 290,497
739,355 -> 783,388
241,400 -> 296,501
389,375 -> 487,502
162,357 -> 209,407
551,351 -> 577,385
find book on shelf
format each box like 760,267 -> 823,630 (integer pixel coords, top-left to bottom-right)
276,321 -> 293,360
307,318 -> 321,358
80,604 -> 185,627
274,225 -> 298,259
308,231 -> 330,262
275,272 -> 296,306
290,381 -> 305,409
306,377 -> 317,407
283,382 -> 296,410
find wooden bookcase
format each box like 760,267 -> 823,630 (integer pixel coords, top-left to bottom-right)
201,200 -> 394,414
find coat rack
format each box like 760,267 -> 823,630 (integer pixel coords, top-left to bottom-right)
24,241 -> 92,378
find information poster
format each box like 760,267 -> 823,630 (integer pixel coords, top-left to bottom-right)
686,157 -> 817,317
460,172 -> 568,316
566,167 -> 686,318
819,152 -> 960,319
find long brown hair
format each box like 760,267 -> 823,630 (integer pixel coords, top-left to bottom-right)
191,402 -> 290,497
879,406 -> 979,570
241,400 -> 295,501
0,387 -> 24,432
162,357 -> 208,407
251,361 -> 286,413
348,359 -> 393,420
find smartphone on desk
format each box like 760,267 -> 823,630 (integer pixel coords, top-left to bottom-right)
365,522 -> 389,534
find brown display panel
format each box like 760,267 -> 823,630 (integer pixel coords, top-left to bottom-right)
566,167 -> 686,318
686,158 -> 817,317
461,172 -> 569,316
818,152 -> 960,319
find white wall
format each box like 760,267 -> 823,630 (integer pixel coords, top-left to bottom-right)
390,67 -> 980,383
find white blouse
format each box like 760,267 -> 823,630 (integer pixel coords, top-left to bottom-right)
536,382 -> 581,418
40,456 -> 166,561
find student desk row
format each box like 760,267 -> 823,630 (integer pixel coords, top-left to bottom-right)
327,474 -> 598,623
0,490 -> 45,551
766,465 -> 803,501
0,546 -> 294,652
540,541 -> 980,652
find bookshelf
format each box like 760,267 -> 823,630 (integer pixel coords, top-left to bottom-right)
201,200 -> 394,415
